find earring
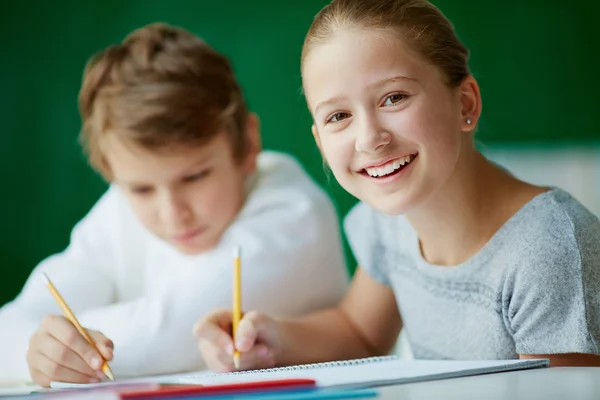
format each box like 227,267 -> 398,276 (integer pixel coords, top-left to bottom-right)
466,118 -> 472,125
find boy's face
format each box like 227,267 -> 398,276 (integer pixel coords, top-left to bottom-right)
103,126 -> 258,255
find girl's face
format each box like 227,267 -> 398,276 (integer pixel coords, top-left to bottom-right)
303,29 -> 477,215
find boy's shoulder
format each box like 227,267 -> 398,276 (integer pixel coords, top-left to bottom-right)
225,152 -> 346,265
234,151 -> 341,231
253,151 -> 334,208
256,151 -> 314,185
79,184 -> 147,234
81,184 -> 126,218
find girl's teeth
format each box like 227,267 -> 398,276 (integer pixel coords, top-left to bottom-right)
365,155 -> 415,178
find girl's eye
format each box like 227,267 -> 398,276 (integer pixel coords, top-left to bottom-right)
382,93 -> 407,106
326,112 -> 351,124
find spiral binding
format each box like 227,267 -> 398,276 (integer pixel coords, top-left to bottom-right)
193,355 -> 398,378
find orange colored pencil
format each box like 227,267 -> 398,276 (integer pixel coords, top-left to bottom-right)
40,273 -> 115,381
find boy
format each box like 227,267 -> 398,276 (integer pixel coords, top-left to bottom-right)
0,23 -> 348,387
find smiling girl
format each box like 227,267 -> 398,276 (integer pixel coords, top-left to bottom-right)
194,0 -> 600,370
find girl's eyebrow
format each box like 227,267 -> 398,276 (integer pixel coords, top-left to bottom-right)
315,95 -> 346,116
370,75 -> 419,88
314,75 -> 419,115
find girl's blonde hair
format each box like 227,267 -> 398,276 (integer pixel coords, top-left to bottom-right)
302,0 -> 470,88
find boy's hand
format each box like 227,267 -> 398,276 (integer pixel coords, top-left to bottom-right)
194,309 -> 279,372
26,315 -> 114,387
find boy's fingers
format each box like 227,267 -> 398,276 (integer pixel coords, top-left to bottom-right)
29,369 -> 51,388
87,331 -> 114,360
45,317 -> 103,371
40,334 -> 97,377
33,351 -> 99,385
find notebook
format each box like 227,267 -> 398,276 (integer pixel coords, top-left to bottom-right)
175,356 -> 549,388
52,356 -> 549,390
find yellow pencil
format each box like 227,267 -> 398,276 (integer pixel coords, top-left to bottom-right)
232,245 -> 242,370
40,273 -> 115,381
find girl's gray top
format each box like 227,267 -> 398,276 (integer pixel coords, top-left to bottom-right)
345,188 -> 600,358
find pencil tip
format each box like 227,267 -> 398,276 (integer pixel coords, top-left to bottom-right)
104,368 -> 115,381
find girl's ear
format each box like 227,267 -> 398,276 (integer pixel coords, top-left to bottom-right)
459,75 -> 482,132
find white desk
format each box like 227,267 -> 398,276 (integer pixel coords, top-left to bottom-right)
376,367 -> 600,400
2,368 -> 599,399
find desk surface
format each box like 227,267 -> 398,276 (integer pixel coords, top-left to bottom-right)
2,368 -> 599,399
376,367 -> 600,400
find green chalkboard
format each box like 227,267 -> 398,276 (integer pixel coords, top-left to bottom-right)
0,0 -> 598,305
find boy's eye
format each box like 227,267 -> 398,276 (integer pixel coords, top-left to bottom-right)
326,112 -> 351,124
183,169 -> 210,183
382,93 -> 407,106
130,186 -> 153,195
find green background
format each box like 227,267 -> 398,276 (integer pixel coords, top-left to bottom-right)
1,0 -> 598,306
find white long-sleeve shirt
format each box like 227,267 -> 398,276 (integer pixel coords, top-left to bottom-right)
0,151 -> 348,381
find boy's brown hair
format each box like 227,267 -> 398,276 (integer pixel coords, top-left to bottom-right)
79,22 -> 248,180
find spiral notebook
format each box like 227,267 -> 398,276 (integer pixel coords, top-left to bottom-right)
174,356 -> 549,388
51,356 -> 549,390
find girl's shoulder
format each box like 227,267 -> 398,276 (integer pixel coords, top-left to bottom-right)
344,201 -> 413,239
508,187 -> 600,249
501,187 -> 600,284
